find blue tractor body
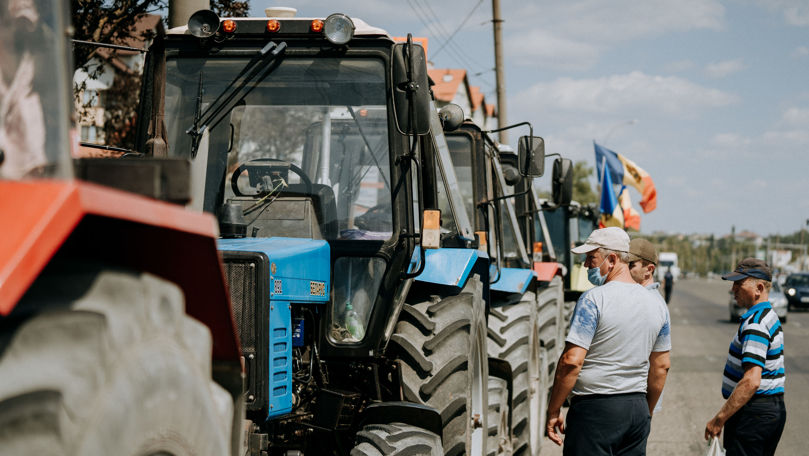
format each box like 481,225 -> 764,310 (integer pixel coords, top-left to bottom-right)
219,237 -> 330,418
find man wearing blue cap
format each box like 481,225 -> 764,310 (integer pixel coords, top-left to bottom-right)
705,258 -> 786,455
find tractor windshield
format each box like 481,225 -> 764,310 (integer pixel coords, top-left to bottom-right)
163,55 -> 392,240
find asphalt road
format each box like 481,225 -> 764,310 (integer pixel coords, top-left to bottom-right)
540,277 -> 808,455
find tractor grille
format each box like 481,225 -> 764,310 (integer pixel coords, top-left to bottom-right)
222,251 -> 269,413
227,262 -> 257,346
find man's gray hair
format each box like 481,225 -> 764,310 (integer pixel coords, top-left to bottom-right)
599,247 -> 631,263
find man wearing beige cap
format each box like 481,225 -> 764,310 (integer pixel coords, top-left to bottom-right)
546,227 -> 671,455
628,238 -> 659,290
628,238 -> 672,415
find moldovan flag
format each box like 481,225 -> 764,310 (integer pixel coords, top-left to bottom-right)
594,142 -> 657,213
619,185 -> 641,231
598,164 -> 624,228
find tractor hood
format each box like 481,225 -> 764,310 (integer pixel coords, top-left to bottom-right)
218,237 -> 330,303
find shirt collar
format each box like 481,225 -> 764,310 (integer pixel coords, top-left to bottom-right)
741,301 -> 771,319
646,282 -> 660,290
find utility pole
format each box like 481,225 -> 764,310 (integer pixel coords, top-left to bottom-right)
169,0 -> 209,28
491,0 -> 507,144
730,225 -> 736,271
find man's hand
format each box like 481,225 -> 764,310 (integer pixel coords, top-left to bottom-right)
546,409 -> 565,446
704,415 -> 724,440
704,364 -> 761,440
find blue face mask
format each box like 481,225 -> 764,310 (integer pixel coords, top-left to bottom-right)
587,258 -> 608,286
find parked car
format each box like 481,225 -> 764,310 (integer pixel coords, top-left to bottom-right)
784,273 -> 809,311
729,281 -> 788,322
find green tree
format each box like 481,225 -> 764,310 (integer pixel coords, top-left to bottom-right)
572,160 -> 598,205
72,1 -> 251,151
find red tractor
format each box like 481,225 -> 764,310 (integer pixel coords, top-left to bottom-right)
0,2 -> 242,454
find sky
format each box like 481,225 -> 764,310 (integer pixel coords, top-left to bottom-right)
251,0 -> 809,236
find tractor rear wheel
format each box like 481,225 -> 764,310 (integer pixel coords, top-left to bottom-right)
390,275 -> 488,456
486,376 -> 512,456
0,264 -> 235,456
487,292 -> 541,456
351,422 -> 444,456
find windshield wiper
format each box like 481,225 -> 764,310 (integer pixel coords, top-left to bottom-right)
187,40 -> 287,155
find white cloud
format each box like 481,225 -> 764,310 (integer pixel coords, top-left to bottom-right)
762,129 -> 809,145
791,46 -> 809,58
754,0 -> 809,26
505,30 -> 600,71
704,59 -> 746,78
663,60 -> 696,73
711,133 -> 752,148
501,0 -> 725,70
514,71 -> 739,116
507,0 -> 724,40
781,107 -> 809,126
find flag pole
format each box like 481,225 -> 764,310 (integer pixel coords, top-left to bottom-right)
599,155 -> 607,198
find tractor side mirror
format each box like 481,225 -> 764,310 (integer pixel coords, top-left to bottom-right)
552,157 -> 573,206
517,135 -> 545,177
392,40 -> 430,136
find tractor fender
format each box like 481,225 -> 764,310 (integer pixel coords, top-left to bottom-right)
491,268 -> 534,295
358,401 -> 443,438
0,180 -> 242,393
533,261 -> 561,283
414,248 -> 489,292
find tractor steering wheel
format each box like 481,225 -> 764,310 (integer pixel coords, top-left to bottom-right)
230,158 -> 313,197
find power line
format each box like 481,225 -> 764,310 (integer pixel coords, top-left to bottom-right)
432,0 -> 484,59
406,0 -> 489,72
407,0 -> 471,68
417,0 -> 489,71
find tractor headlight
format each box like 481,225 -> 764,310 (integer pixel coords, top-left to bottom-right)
324,13 -> 354,45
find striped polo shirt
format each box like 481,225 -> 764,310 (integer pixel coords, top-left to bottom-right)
722,301 -> 785,399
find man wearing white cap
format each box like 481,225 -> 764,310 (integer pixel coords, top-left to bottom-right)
545,227 -> 671,455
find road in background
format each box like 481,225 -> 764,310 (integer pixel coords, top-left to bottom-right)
540,278 -> 808,455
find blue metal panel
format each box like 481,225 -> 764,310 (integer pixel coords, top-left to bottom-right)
217,237 -> 330,420
267,299 -> 293,418
218,237 -> 330,303
491,267 -> 534,294
415,248 -> 482,289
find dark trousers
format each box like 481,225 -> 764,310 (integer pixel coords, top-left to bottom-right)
724,395 -> 786,456
563,393 -> 651,456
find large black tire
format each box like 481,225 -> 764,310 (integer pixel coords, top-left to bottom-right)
351,423 -> 444,456
486,376 -> 512,456
0,265 -> 235,456
487,291 -> 540,456
390,275 -> 488,456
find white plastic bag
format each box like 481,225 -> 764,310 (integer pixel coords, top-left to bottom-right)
706,437 -> 726,456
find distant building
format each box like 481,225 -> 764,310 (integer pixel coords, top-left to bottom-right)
73,14 -> 163,156
427,67 -> 496,130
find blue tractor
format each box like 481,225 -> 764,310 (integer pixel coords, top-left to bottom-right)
440,119 -> 565,456
130,9 -> 555,455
